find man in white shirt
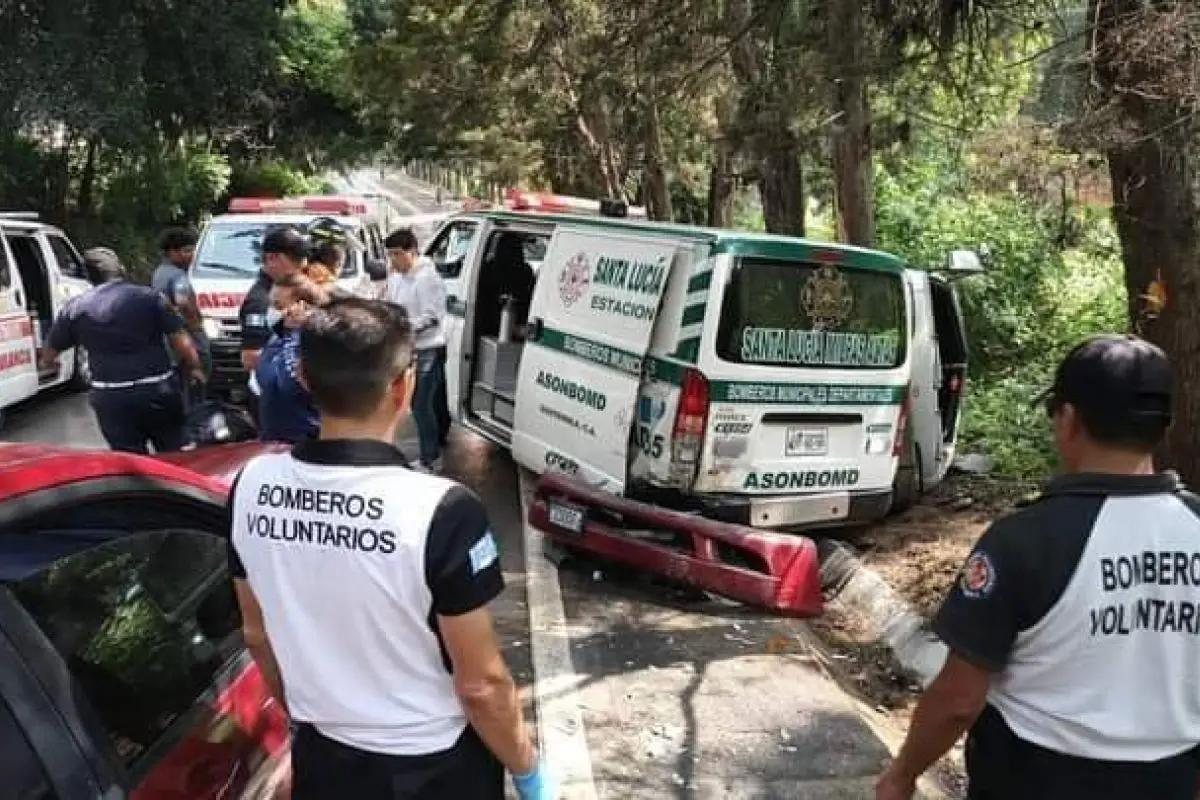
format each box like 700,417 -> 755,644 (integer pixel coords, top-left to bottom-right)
384,228 -> 449,472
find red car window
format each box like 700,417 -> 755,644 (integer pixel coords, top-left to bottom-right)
9,530 -> 242,774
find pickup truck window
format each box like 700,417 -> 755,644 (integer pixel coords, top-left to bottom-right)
47,235 -> 86,281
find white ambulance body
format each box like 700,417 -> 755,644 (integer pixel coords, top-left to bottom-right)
429,203 -> 977,531
0,215 -> 93,427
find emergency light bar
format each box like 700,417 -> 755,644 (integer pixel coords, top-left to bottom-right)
500,189 -> 649,220
228,196 -> 371,216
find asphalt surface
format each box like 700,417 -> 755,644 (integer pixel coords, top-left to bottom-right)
0,172 -> 928,799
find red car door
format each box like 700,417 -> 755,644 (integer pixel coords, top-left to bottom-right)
0,442 -> 291,800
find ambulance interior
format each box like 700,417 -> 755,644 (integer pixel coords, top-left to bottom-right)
5,234 -> 56,373
929,277 -> 968,442
467,230 -> 548,439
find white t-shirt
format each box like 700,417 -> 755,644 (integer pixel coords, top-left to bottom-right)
228,439 -> 504,755
385,258 -> 447,350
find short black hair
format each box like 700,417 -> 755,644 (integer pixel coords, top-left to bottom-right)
262,226 -> 309,261
300,297 -> 414,418
384,228 -> 419,252
309,240 -> 345,269
159,227 -> 197,253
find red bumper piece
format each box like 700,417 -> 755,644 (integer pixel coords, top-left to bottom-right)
528,473 -> 824,617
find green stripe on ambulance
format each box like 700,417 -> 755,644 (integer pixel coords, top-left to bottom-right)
711,382 -> 905,405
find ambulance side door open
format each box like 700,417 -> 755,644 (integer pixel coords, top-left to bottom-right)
0,230 -> 39,412
425,216 -> 487,422
511,227 -> 683,493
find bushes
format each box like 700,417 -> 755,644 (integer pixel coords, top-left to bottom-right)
876,162 -> 1127,477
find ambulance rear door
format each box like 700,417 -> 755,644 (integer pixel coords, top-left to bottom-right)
0,228 -> 39,415
511,226 -> 690,493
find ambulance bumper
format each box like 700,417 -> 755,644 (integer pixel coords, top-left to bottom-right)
630,486 -> 893,532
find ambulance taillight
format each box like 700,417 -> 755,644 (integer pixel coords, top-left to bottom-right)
668,368 -> 710,489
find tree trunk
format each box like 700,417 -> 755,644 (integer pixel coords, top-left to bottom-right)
758,134 -> 805,236
1093,0 -> 1200,484
1108,139 -> 1200,483
77,137 -> 100,218
828,0 -> 876,246
708,137 -> 735,228
643,93 -> 673,222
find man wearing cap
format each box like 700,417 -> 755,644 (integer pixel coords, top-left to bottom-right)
877,334 -> 1200,800
39,248 -> 205,454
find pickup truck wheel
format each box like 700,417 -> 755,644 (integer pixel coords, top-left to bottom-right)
69,347 -> 91,391
890,442 -> 924,515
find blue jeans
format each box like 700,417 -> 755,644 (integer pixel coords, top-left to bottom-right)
413,347 -> 447,465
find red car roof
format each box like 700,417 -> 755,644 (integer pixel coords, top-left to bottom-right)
0,442 -> 285,502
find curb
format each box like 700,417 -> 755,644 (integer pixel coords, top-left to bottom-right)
817,539 -> 948,687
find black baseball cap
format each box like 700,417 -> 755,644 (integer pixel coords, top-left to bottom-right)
261,226 -> 309,261
1036,334 -> 1173,425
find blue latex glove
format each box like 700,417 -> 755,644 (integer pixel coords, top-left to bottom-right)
512,758 -> 556,800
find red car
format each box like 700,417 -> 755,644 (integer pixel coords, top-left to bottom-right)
0,442 -> 291,799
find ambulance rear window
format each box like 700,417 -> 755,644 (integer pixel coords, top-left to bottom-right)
716,257 -> 906,370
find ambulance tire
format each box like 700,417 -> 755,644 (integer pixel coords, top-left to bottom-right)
69,347 -> 91,392
890,442 -> 924,515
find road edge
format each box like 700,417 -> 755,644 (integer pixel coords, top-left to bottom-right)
517,469 -> 599,799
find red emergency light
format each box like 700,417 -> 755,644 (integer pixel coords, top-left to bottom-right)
501,188 -> 647,219
228,196 -> 370,216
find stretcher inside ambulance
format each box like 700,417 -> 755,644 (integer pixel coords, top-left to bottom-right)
0,214 -> 93,427
427,195 -> 977,532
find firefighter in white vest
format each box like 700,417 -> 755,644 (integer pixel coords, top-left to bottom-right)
878,334 -> 1200,800
227,297 -> 553,799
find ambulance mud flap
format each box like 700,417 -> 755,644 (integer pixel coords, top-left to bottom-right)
528,472 -> 823,617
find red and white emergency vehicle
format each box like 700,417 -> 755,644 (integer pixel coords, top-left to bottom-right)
0,214 -> 93,428
190,195 -> 416,399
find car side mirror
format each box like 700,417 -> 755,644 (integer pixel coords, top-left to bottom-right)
945,249 -> 985,276
365,258 -> 388,282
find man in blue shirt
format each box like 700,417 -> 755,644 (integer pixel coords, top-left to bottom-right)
151,227 -> 211,408
40,248 -> 205,454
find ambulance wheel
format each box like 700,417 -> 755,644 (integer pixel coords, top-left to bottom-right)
890,443 -> 924,515
69,347 -> 91,391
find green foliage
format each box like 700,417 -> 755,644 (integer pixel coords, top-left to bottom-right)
228,159 -> 327,200
876,153 -> 1128,476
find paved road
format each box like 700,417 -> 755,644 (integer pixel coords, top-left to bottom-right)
0,173 -> 929,800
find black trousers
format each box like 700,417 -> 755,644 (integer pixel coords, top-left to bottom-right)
966,705 -> 1199,800
89,379 -> 185,454
291,724 -> 504,800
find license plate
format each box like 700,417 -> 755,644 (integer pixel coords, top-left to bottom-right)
786,427 -> 828,457
547,501 -> 585,534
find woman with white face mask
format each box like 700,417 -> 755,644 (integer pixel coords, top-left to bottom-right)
254,276 -> 322,444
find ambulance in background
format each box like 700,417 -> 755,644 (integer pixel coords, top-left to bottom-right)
189,195 -> 394,402
0,214 -> 93,428
424,195 -> 979,532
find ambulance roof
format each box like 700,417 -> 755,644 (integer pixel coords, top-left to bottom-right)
471,210 -> 906,274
